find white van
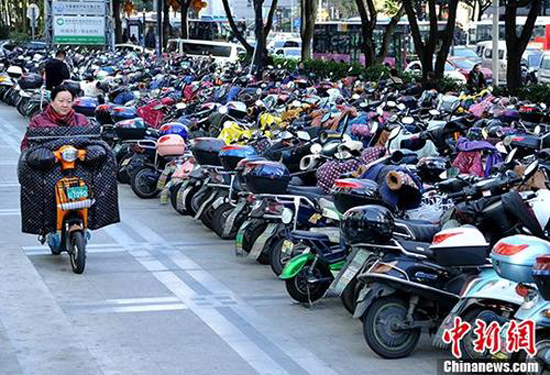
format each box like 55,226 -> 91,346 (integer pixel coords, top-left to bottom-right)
481,41 -> 507,82
166,39 -> 246,63
538,52 -> 550,83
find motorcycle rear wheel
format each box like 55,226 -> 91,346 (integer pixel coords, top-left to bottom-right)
131,166 -> 159,199
284,260 -> 332,303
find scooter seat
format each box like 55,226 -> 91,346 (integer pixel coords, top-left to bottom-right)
290,230 -> 330,242
395,219 -> 440,242
286,185 -> 333,202
396,239 -> 434,258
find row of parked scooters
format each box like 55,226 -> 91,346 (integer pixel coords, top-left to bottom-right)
5,47 -> 549,368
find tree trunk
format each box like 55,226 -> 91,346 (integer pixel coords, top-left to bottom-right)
222,0 -> 254,55
113,0 -> 123,43
252,0 -> 266,76
434,0 -> 459,77
301,0 -> 318,60
505,0 -> 541,94
180,0 -> 190,39
376,6 -> 404,64
355,0 -> 377,67
403,0 -> 433,78
163,0 -> 170,48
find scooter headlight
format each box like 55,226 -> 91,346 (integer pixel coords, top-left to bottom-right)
61,147 -> 78,162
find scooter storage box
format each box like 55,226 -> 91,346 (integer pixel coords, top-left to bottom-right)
533,255 -> 550,300
18,73 -> 43,90
491,235 -> 550,283
110,106 -> 138,123
73,97 -> 98,117
242,161 -> 290,194
219,145 -> 258,171
114,118 -> 147,140
156,134 -> 185,157
191,137 -> 225,166
332,178 -> 387,214
430,227 -> 489,266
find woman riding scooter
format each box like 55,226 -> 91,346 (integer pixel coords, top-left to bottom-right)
20,85 -> 90,151
20,85 -> 92,257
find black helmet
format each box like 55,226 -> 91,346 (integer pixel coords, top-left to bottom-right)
416,157 -> 447,184
340,205 -> 394,245
94,103 -> 114,125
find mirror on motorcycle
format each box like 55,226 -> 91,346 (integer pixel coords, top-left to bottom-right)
280,131 -> 293,140
402,117 -> 414,125
387,101 -> 397,108
297,131 -> 311,141
370,121 -> 379,135
321,112 -> 331,123
255,99 -> 264,107
310,143 -> 322,154
352,93 -> 360,100
175,103 -> 187,110
534,125 -> 541,135
540,102 -> 547,110
389,114 -> 398,123
388,127 -> 401,141
505,148 -> 518,164
397,103 -> 406,111
218,105 -> 228,115
376,106 -> 384,116
359,101 -> 368,108
523,160 -> 539,181
429,109 -> 440,116
482,128 -> 489,139
348,66 -> 354,73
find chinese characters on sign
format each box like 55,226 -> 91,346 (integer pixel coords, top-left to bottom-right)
52,1 -> 106,45
442,317 -> 537,359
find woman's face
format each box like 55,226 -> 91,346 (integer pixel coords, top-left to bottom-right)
51,91 -> 73,116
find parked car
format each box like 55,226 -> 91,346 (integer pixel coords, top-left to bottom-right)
482,41 -> 542,83
447,57 -> 493,84
166,39 -> 246,63
115,44 -> 153,54
267,39 -> 301,53
450,46 -> 481,64
274,47 -> 301,60
404,60 -> 467,84
537,51 -> 550,83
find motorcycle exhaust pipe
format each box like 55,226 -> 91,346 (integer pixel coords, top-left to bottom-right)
386,171 -> 403,191
319,130 -> 342,143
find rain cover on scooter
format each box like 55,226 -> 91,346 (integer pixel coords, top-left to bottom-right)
18,125 -> 120,235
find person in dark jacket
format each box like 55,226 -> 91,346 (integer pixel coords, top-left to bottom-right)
467,64 -> 487,92
44,50 -> 70,91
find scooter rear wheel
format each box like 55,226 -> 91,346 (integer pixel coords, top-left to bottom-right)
284,261 -> 332,303
363,296 -> 420,359
69,231 -> 86,274
131,166 -> 160,199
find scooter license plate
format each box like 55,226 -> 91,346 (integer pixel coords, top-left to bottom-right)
67,186 -> 89,200
329,248 -> 371,297
281,240 -> 294,255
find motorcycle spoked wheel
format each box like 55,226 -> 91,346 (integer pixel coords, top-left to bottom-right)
170,182 -> 188,215
362,296 -> 421,359
284,260 -> 333,303
268,236 -> 308,276
241,219 -> 270,265
130,165 -> 160,199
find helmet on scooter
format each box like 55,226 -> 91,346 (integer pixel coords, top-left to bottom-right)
416,157 -> 447,184
94,103 -> 115,125
340,205 -> 395,245
156,134 -> 186,157
159,122 -> 189,140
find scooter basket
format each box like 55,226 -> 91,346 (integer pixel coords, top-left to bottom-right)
242,161 -> 290,194
219,145 -> 258,171
73,97 -> 99,117
191,137 -> 225,166
533,255 -> 550,300
491,235 -> 550,283
114,118 -> 147,140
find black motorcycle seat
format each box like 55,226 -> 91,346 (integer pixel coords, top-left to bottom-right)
290,230 -> 330,242
396,239 -> 434,258
286,185 -> 333,202
395,219 -> 440,242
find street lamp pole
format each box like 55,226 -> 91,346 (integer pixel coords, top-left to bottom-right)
492,0 -> 499,86
157,0 -> 163,59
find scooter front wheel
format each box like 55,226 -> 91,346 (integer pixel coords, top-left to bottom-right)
69,231 -> 86,274
363,296 -> 420,359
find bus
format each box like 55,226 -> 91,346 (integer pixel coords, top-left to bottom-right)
313,19 -> 450,69
466,16 -> 550,47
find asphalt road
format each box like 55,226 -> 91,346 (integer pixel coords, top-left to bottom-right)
0,103 -> 443,375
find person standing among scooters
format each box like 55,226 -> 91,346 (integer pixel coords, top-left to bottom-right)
44,49 -> 70,91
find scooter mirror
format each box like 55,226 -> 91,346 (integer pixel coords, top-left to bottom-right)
218,106 -> 228,115
176,103 -> 187,110
540,103 -> 547,110
348,66 -> 354,73
524,161 -> 539,181
352,93 -> 360,100
370,122 -> 379,134
310,143 -> 322,154
387,101 -> 397,108
359,101 -> 368,108
482,128 -> 489,139
297,131 -> 311,141
388,127 -> 401,141
321,112 -> 331,123
255,100 -> 264,107
402,117 -> 414,125
376,106 -> 384,116
505,148 -> 517,164
429,109 -> 440,116
397,103 -> 406,111
535,125 -> 541,135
